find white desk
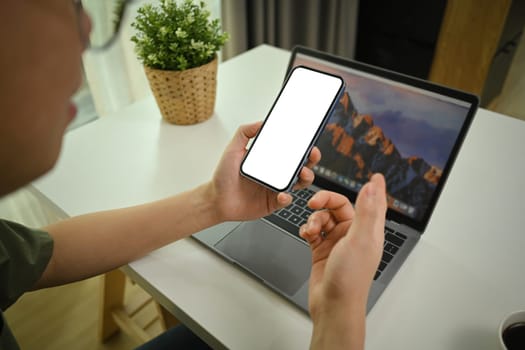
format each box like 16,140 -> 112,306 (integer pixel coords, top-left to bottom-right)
32,45 -> 525,349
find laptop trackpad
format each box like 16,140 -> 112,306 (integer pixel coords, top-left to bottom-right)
214,220 -> 311,296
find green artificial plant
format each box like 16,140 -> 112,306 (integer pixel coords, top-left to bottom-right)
131,0 -> 228,71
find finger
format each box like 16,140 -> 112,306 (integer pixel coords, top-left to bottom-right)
236,121 -> 263,145
304,211 -> 334,235
276,192 -> 293,209
300,210 -> 346,246
304,147 -> 321,168
302,209 -> 340,239
299,223 -> 319,245
349,173 -> 387,240
300,214 -> 329,245
292,147 -> 321,191
293,167 -> 315,190
308,190 -> 354,223
264,192 -> 292,215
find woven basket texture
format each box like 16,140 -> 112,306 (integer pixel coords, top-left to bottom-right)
145,56 -> 217,125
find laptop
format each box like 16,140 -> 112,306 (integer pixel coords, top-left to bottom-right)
193,45 -> 478,313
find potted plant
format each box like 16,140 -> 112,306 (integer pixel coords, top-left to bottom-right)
131,0 -> 228,125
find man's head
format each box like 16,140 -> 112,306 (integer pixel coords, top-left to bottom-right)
0,0 -> 90,196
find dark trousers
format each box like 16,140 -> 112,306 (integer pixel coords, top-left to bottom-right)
136,324 -> 212,350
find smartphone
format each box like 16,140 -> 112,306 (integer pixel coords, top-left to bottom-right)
240,65 -> 345,192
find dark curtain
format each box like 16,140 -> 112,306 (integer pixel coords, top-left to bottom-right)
221,0 -> 359,60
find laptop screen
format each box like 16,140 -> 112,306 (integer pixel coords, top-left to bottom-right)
287,47 -> 478,231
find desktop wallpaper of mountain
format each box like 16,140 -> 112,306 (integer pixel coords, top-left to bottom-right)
293,55 -> 470,220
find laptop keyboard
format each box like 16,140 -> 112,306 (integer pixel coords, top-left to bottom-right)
266,188 -> 407,281
275,188 -> 316,227
376,228 -> 407,280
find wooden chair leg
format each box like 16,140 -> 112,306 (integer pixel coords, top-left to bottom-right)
98,269 -> 181,345
111,307 -> 153,344
155,303 -> 180,330
98,269 -> 127,342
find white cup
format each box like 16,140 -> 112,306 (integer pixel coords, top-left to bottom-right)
499,310 -> 525,350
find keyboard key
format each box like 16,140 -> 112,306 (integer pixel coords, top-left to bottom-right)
386,233 -> 404,247
384,243 -> 399,255
290,206 -> 304,215
297,190 -> 313,199
374,271 -> 381,280
382,251 -> 394,263
268,188 -> 317,230
294,198 -> 307,207
374,226 -> 408,279
300,211 -> 311,220
288,215 -> 302,225
277,210 -> 291,219
395,232 -> 408,240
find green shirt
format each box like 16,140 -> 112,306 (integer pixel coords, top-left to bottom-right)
0,220 -> 54,350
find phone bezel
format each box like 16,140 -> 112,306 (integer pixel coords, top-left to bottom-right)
240,65 -> 345,192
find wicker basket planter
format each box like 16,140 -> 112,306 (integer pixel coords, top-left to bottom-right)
144,56 -> 218,125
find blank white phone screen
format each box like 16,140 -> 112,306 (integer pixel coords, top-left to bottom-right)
241,66 -> 343,191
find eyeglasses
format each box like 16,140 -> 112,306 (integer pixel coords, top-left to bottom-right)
73,0 -> 136,52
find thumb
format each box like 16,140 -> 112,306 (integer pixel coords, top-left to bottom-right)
350,174 -> 387,239
237,121 -> 263,144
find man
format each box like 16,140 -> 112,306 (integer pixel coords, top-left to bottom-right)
0,1 -> 387,349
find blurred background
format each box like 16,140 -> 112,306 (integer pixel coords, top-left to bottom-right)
74,0 -> 525,125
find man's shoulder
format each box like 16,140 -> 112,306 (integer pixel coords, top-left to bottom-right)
0,219 -> 53,309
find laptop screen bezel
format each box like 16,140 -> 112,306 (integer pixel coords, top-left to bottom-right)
286,45 -> 479,233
